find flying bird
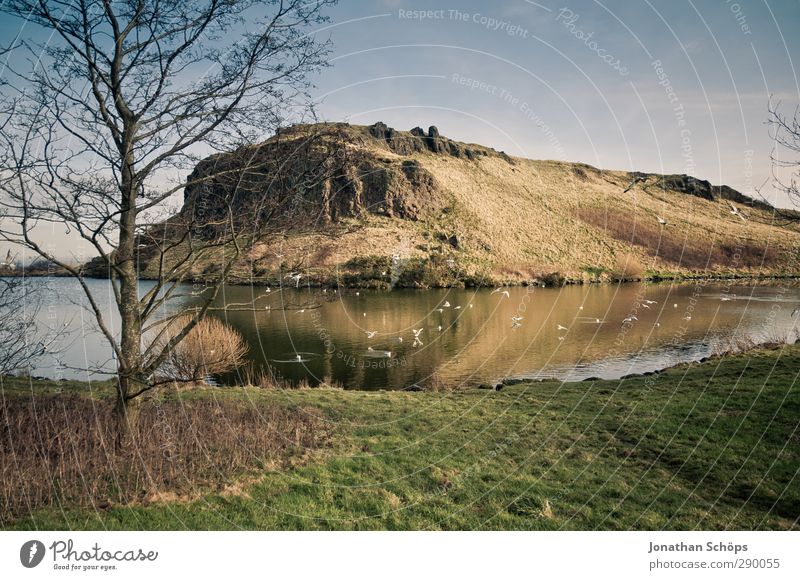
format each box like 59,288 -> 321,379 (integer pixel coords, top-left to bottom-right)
366,331 -> 377,339
557,324 -> 568,331
728,202 -> 747,221
443,301 -> 451,308
511,316 -> 523,328
286,272 -> 302,287
657,216 -> 668,226
624,174 -> 648,193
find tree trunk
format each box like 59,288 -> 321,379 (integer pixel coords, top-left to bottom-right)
113,124 -> 142,448
113,381 -> 140,452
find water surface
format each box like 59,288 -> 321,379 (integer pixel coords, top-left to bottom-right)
24,277 -> 800,389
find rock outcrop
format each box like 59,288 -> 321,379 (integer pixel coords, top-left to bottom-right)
116,121 -> 800,286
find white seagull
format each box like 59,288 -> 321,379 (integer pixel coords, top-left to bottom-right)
366,331 -> 377,339
728,202 -> 747,221
511,316 -> 523,328
657,216 -> 668,226
557,324 -> 568,331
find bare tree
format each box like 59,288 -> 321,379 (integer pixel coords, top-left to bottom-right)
0,0 -> 344,441
0,278 -> 48,377
766,101 -> 800,223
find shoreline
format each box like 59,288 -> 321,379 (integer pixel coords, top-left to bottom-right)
7,269 -> 800,289
10,339 -> 794,394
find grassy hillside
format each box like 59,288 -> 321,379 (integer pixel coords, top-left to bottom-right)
4,345 -> 799,530
128,122 -> 800,287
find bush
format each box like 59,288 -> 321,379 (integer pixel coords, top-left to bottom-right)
340,255 -> 393,288
150,316 -> 249,382
396,255 -> 460,288
0,395 -> 329,523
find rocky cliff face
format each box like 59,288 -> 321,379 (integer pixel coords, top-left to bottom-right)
121,121 -> 799,286
179,122 -> 508,234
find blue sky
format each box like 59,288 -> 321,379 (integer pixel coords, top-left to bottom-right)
2,0 -> 799,259
310,0 -> 800,206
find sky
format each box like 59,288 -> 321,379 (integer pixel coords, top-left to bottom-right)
2,0 -> 800,259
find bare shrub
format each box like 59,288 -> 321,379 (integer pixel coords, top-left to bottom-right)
150,316 -> 249,383
0,394 -> 330,524
424,371 -> 459,392
710,332 -> 788,358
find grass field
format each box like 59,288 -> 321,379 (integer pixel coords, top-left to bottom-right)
2,345 -> 799,530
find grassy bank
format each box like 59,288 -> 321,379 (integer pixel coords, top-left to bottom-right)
2,345 -> 799,530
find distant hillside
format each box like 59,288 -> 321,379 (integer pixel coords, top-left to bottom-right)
118,122 -> 800,287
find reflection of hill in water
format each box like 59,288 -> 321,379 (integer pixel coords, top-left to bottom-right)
206,283 -> 800,390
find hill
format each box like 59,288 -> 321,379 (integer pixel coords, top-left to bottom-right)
124,122 -> 800,287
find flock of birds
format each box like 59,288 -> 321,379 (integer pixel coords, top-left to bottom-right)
277,286 -> 707,363
262,279 -> 800,367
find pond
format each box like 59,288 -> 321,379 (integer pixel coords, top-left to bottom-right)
22,277 -> 800,389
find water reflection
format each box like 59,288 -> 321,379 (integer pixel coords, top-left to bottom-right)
27,278 -> 800,389
206,281 -> 799,389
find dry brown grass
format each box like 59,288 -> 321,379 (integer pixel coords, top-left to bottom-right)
0,394 -> 329,524
136,132 -> 800,285
576,207 -> 781,269
151,316 -> 249,382
710,332 -> 788,357
423,371 -> 461,392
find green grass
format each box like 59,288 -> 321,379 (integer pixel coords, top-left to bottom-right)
4,346 -> 800,530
